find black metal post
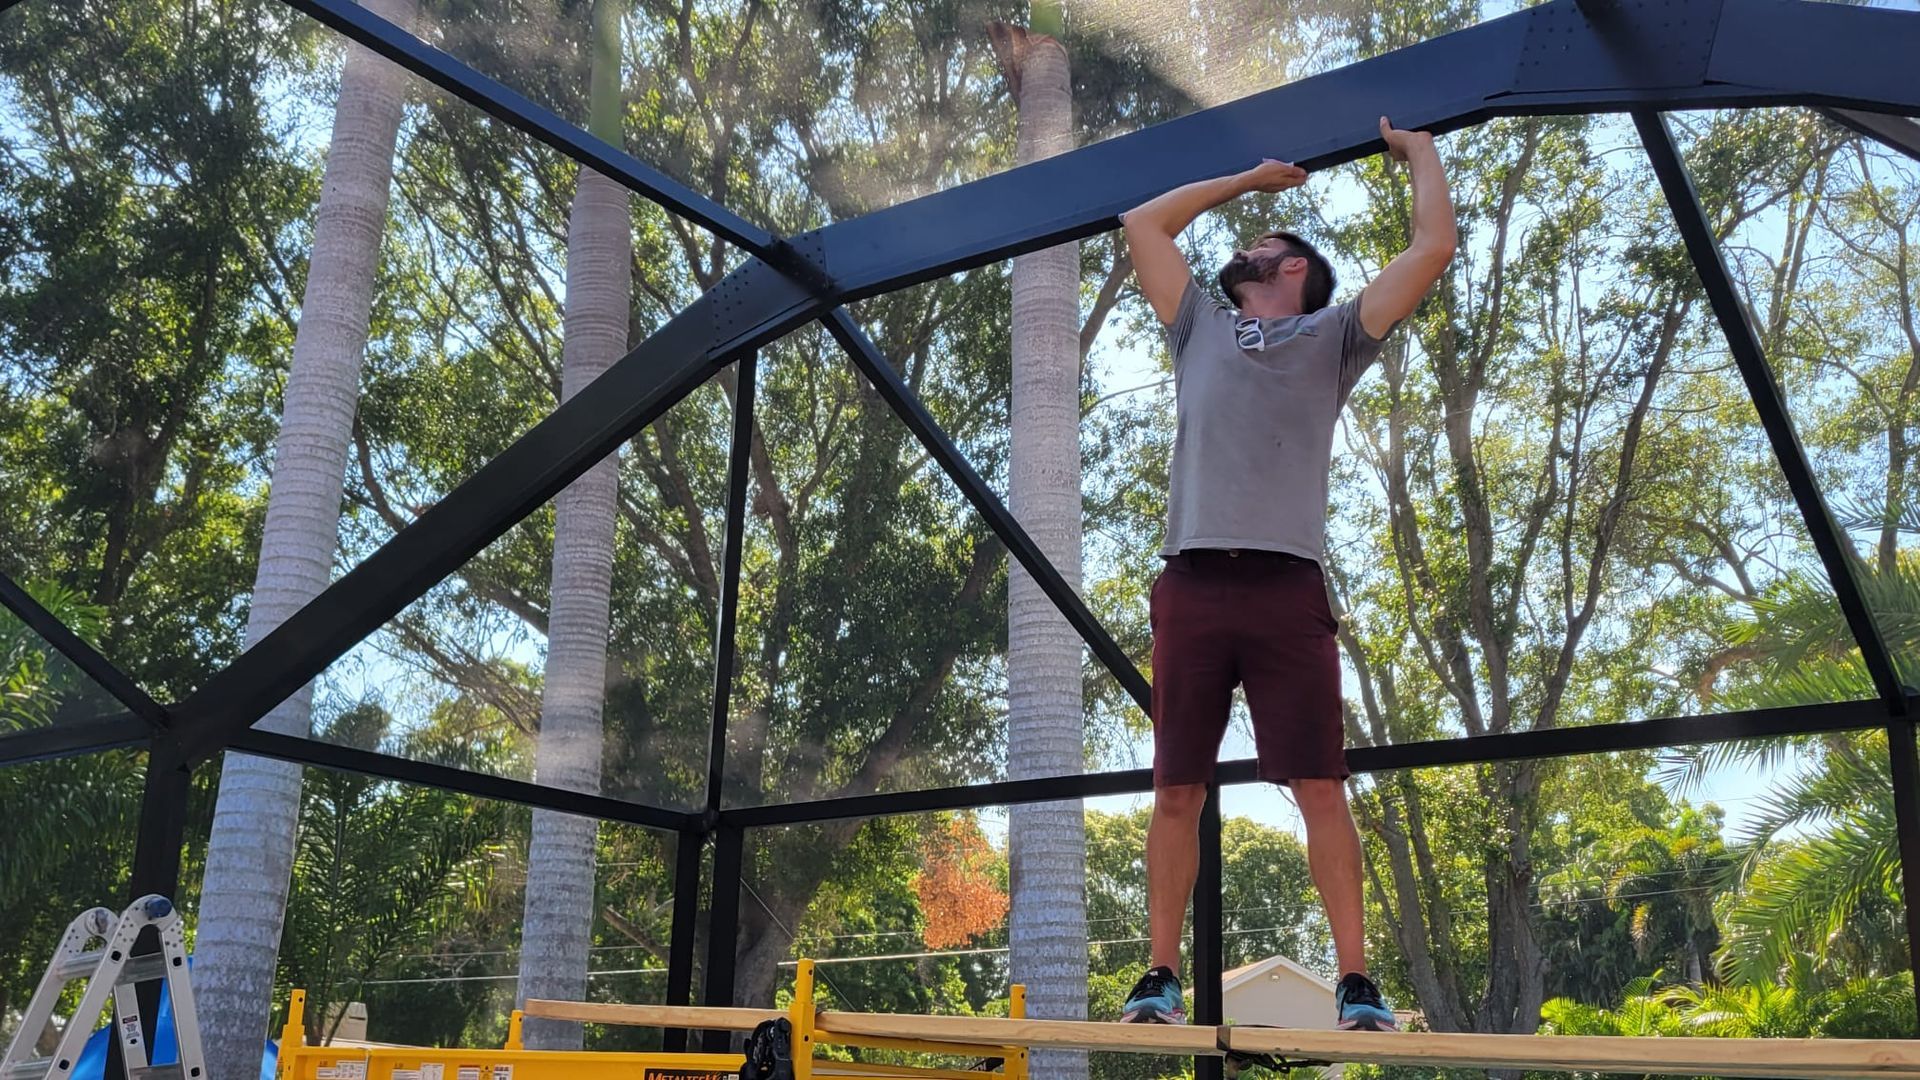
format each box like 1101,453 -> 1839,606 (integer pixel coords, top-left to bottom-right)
109,739 -> 193,1080
1635,109 -> 1907,712
1192,785 -> 1224,1080
0,571 -> 169,729
822,308 -> 1153,713
663,827 -> 706,1053
701,825 -> 745,1052
706,355 -> 757,816
1888,722 -> 1920,1035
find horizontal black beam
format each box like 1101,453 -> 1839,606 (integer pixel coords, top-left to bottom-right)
0,714 -> 153,767
1820,108 -> 1920,165
227,729 -> 697,831
268,0 -> 843,289
0,571 -> 169,729
1709,0 -> 1920,116
166,0 -> 1920,767
824,310 -> 1153,713
720,697 -> 1901,826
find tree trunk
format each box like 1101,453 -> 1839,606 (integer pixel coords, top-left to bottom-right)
518,0 -> 630,1049
191,3 -> 417,1076
994,18 -> 1087,1079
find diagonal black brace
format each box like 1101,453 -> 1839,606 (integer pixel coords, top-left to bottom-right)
1639,108 -> 1920,1036
1818,108 -> 1920,165
0,570 -> 170,730
705,354 -> 758,817
276,0 -> 835,293
1636,109 -> 1907,713
821,308 -> 1153,714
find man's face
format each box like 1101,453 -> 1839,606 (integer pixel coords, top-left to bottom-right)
1218,235 -> 1298,303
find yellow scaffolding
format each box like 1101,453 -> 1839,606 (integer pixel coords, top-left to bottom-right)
277,960 -> 1028,1080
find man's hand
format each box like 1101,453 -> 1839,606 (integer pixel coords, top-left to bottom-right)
1243,158 -> 1308,193
1123,162 -> 1310,326
1378,117 -> 1433,164
1357,117 -> 1457,338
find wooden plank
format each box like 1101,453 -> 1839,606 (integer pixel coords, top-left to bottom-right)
524,999 -> 1920,1080
819,1013 -> 1220,1058
524,1000 -> 777,1029
822,1012 -> 1920,1079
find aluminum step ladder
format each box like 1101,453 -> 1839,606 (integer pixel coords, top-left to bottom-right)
2,896 -> 205,1080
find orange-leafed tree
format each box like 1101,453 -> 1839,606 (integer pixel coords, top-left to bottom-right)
915,815 -> 1010,949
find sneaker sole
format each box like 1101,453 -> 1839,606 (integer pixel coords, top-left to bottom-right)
1122,1011 -> 1187,1025
1337,1018 -> 1399,1032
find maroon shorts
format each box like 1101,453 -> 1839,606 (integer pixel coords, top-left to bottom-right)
1149,549 -> 1349,787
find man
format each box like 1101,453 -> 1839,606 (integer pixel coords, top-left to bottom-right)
1115,117 -> 1456,1032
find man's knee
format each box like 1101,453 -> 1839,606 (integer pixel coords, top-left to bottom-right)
1154,782 -> 1209,821
1289,777 -> 1350,819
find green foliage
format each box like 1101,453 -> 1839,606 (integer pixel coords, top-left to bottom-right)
0,584 -> 143,1032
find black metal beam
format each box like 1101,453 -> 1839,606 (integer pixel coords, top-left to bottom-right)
0,570 -> 169,729
1886,722 -> 1920,1036
721,697 -> 1901,827
1819,108 -> 1920,166
823,309 -> 1152,713
171,0 -> 1920,767
1636,110 -> 1908,713
701,825 -> 745,1051
1708,0 -> 1920,115
0,713 -> 153,767
663,827 -> 706,1053
704,355 -> 757,817
272,0 -> 837,292
227,728 -> 695,831
128,739 -> 192,902
111,742 -> 193,1080
1192,786 -> 1224,1080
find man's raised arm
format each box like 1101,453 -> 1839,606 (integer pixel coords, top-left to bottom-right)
1121,160 -> 1308,326
1358,117 -> 1458,339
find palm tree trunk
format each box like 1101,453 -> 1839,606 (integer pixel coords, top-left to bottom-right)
191,3 -> 417,1076
995,15 -> 1087,1079
517,0 -> 630,1050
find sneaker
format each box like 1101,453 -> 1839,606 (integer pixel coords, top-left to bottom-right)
1335,972 -> 1399,1031
1122,965 -> 1187,1024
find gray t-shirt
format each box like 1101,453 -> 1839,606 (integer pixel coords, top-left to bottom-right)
1161,277 -> 1391,561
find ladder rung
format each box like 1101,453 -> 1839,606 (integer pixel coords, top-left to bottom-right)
5,1056 -> 56,1080
52,948 -> 172,985
118,953 -> 171,984
51,950 -> 106,980
130,1065 -> 187,1080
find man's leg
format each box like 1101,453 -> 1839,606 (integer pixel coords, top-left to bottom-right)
1292,778 -> 1364,976
1127,557 -> 1229,1024
1238,559 -> 1398,1030
1147,782 -> 1209,972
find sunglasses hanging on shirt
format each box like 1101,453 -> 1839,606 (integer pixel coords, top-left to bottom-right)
1235,316 -> 1267,352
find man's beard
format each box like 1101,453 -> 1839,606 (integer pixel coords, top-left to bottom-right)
1216,250 -> 1284,304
